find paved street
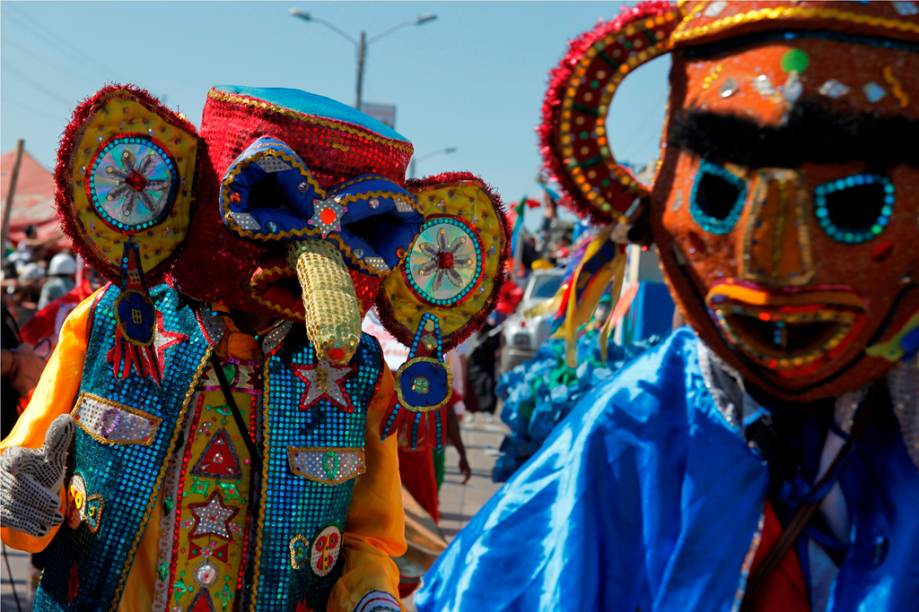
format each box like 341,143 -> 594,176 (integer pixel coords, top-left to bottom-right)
437,412 -> 507,543
1,545 -> 30,611
1,412 -> 508,609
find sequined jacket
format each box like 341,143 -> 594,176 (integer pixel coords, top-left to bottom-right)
13,284 -> 395,611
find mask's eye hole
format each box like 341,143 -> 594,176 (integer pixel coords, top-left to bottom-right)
690,160 -> 747,234
814,174 -> 894,244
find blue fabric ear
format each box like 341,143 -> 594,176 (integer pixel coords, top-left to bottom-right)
219,136 -> 319,237
335,176 -> 423,269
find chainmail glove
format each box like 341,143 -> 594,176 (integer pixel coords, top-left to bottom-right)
0,414 -> 75,537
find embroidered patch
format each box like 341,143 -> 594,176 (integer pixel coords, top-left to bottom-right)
292,362 -> 354,412
67,474 -> 104,534
88,134 -> 179,232
188,491 -> 239,541
404,216 -> 484,307
287,447 -> 366,484
289,534 -> 309,570
191,429 -> 243,480
188,588 -> 216,612
310,525 -> 342,577
73,392 -> 161,445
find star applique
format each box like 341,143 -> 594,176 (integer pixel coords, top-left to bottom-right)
154,311 -> 188,374
308,196 -> 346,238
189,491 -> 238,541
292,362 -> 353,413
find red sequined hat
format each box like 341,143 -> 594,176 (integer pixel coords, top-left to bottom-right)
172,85 -> 416,315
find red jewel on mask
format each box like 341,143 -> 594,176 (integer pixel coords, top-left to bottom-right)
871,240 -> 894,262
326,347 -> 346,363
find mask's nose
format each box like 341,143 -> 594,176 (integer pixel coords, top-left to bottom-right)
739,169 -> 815,286
289,238 -> 361,365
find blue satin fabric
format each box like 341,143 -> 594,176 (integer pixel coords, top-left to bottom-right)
417,329 -> 919,611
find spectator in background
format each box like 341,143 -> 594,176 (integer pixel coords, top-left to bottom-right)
1,302 -> 45,437
6,260 -> 45,323
37,252 -> 76,310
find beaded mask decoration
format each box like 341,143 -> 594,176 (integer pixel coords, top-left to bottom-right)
57,85 -> 509,410
540,0 -> 919,401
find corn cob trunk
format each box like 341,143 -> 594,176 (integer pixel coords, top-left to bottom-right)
289,238 -> 361,364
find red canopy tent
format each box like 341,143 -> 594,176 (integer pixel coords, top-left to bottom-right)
1,148 -> 69,248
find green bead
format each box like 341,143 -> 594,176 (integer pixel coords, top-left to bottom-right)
781,48 -> 809,73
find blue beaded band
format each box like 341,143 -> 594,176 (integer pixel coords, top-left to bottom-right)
689,160 -> 747,235
814,173 -> 894,244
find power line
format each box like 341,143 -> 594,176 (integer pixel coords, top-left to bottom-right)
3,5 -> 127,82
1,94 -> 68,123
2,63 -> 74,106
2,33 -> 103,85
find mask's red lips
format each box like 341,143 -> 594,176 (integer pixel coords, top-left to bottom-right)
706,282 -> 867,376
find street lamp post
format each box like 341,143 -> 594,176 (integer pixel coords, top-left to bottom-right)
409,147 -> 458,179
289,9 -> 437,110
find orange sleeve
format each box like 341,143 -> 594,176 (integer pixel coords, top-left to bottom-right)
327,367 -> 406,611
0,289 -> 100,552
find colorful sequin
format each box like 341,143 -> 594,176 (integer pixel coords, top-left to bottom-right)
309,525 -> 342,577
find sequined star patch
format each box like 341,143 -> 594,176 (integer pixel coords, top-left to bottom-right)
308,196 -> 346,238
189,491 -> 239,541
292,362 -> 354,413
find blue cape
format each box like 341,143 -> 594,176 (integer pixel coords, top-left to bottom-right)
417,329 -> 919,611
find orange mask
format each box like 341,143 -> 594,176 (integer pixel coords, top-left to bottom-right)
540,1 -> 919,401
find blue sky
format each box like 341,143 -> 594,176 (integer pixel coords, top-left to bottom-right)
1,1 -> 669,212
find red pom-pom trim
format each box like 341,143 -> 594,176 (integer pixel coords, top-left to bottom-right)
537,1 -> 677,224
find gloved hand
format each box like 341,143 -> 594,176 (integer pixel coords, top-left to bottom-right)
0,414 -> 75,537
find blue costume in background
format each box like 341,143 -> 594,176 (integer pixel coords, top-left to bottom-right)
417,329 -> 919,611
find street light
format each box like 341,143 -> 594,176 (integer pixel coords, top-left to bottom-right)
289,9 -> 437,109
409,147 -> 458,179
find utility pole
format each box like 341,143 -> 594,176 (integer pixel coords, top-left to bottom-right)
356,31 -> 367,109
1,139 -> 25,249
289,9 -> 436,110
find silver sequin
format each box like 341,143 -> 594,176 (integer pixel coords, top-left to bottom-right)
74,392 -> 160,444
818,79 -> 851,99
255,156 -> 292,173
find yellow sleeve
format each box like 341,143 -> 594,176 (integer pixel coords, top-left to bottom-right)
0,289 -> 100,553
327,367 -> 406,612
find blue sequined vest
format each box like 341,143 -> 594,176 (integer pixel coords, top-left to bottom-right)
34,284 -> 383,611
